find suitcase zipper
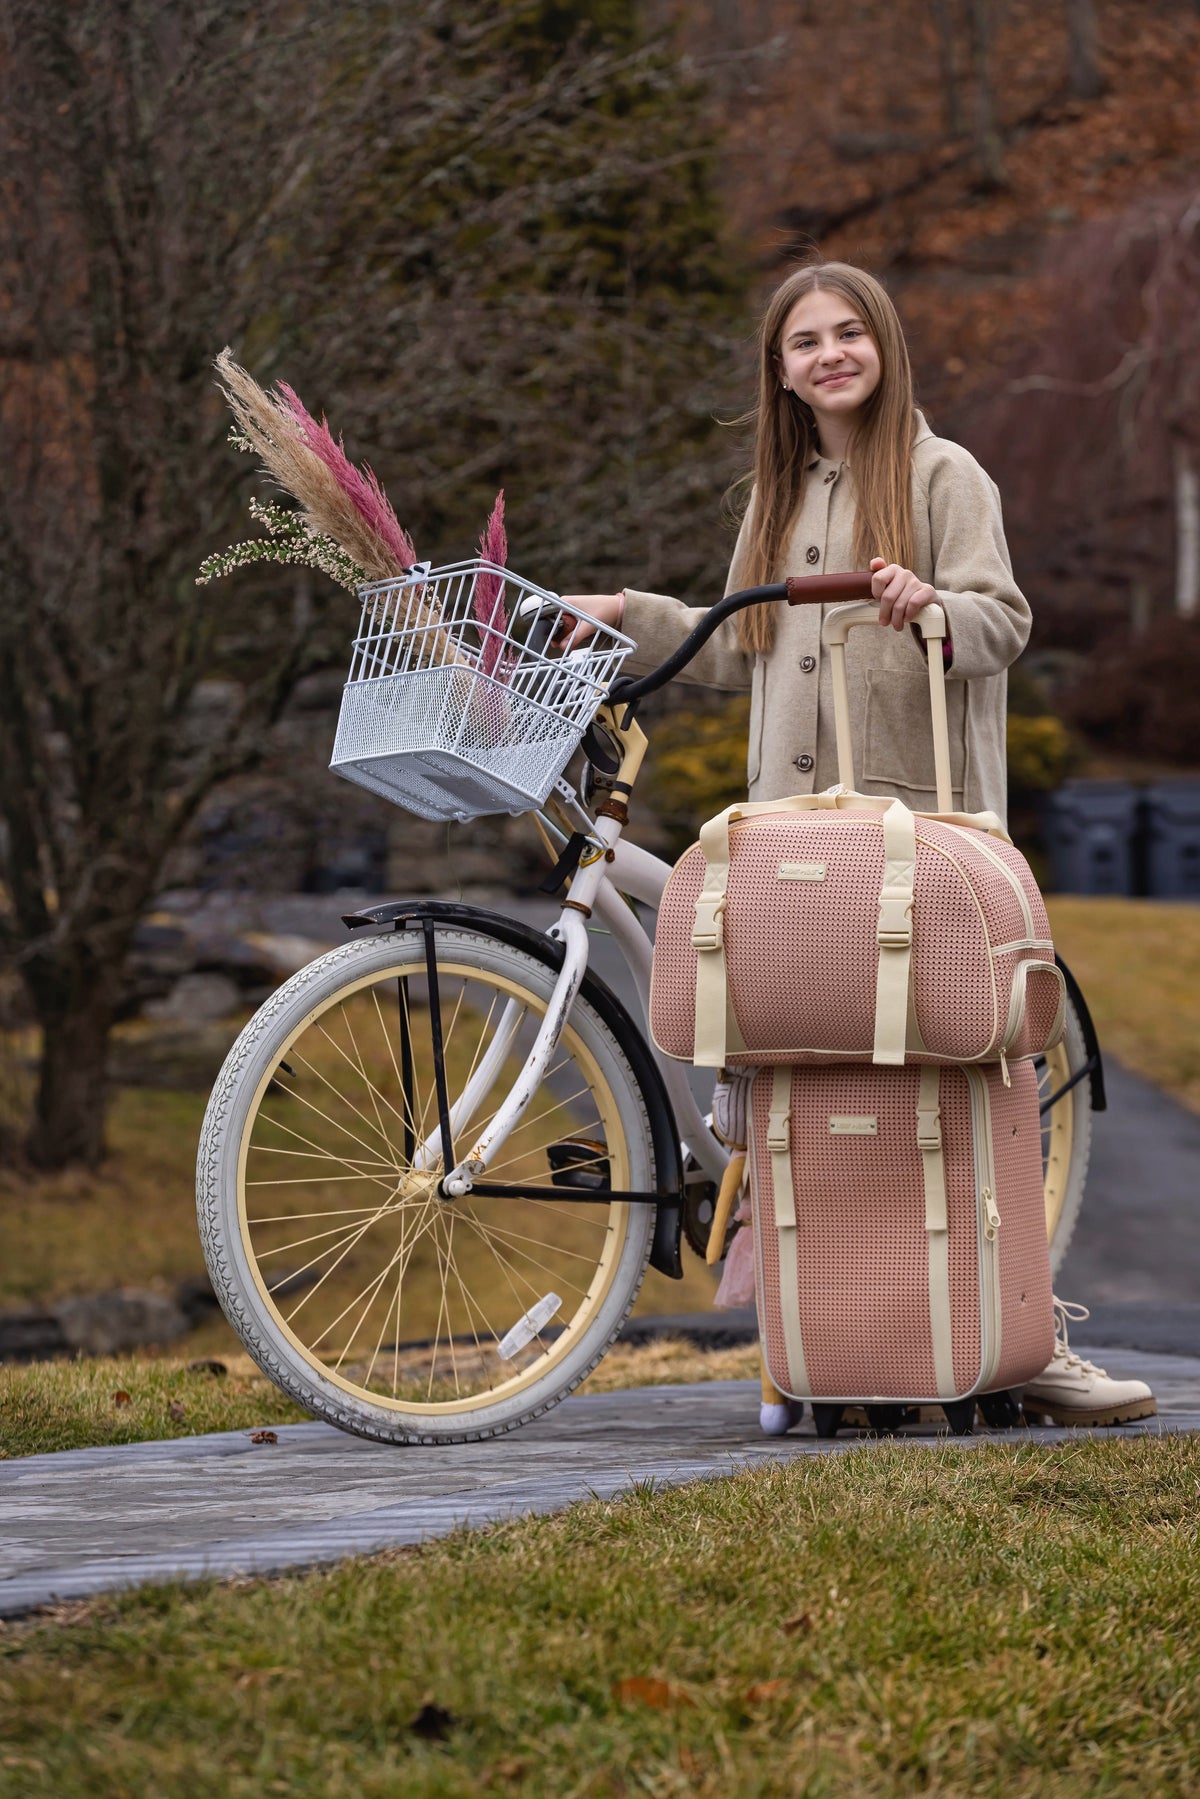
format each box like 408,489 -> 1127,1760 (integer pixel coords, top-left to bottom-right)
965,1067 -> 1004,1391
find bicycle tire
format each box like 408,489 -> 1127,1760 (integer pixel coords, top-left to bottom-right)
1038,991 -> 1093,1276
196,923 -> 658,1443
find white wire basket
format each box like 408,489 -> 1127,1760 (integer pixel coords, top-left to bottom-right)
330,559 -> 636,822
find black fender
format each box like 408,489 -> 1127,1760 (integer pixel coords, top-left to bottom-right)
1054,952 -> 1106,1113
343,897 -> 685,1276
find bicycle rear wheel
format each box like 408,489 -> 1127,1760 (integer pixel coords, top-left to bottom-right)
197,923 -> 658,1443
1037,990 -> 1093,1275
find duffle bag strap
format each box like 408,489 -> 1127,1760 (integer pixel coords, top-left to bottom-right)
690,791 -> 917,1069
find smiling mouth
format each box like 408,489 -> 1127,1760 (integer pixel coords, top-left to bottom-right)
816,371 -> 856,386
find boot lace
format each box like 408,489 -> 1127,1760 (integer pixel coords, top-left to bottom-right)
1051,1297 -> 1107,1377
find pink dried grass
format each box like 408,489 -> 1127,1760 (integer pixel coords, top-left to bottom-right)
474,491 -> 509,678
276,381 -> 416,573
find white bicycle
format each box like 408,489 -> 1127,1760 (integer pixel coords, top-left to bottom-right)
196,559 -> 1102,1443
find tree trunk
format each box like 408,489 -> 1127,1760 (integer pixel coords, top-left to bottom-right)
1175,438 -> 1200,619
966,0 -> 1007,189
25,966 -> 119,1169
931,0 -> 964,137
1065,0 -> 1104,100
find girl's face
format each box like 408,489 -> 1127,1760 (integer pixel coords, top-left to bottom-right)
776,289 -> 882,434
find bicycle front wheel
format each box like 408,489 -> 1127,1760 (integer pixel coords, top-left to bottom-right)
197,923 -> 658,1443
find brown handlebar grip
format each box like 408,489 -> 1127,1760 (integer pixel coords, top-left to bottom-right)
785,571 -> 876,605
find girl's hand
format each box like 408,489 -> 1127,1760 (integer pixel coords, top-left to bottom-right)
869,557 -> 938,632
553,593 -> 625,650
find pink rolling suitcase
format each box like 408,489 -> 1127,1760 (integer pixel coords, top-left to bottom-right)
748,1059 -> 1055,1433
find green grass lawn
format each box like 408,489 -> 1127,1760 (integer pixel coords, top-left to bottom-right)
0,1337 -> 761,1458
1,1438 -> 1197,1797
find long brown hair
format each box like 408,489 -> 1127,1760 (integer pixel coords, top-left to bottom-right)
737,261 -> 917,654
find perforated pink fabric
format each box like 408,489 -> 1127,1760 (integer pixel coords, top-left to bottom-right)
1010,962 -> 1067,1059
649,811 -> 1056,1068
990,1062 -> 1057,1387
749,1062 -> 1054,1402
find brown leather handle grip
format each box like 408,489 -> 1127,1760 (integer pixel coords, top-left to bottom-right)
785,571 -> 875,605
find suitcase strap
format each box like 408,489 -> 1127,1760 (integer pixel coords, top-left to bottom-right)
692,792 -> 917,1069
762,1064 -> 957,1402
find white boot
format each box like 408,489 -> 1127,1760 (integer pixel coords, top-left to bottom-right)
1021,1299 -> 1157,1427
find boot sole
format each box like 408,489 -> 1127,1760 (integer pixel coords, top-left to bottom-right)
1020,1397 -> 1158,1427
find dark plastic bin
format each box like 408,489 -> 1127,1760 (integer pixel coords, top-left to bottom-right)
1045,781 -> 1140,895
1143,782 -> 1200,900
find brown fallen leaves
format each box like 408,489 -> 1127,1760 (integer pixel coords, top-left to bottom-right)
248,1429 -> 278,1445
112,1390 -> 131,1407
612,1674 -> 793,1711
611,1676 -> 694,1711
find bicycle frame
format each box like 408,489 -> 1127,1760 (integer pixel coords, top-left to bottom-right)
433,718 -> 726,1200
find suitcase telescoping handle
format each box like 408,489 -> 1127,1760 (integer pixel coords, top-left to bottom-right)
821,597 -> 952,813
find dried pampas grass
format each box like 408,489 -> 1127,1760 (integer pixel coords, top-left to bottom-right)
214,349 -> 414,581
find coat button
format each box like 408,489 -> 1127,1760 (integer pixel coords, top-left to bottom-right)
805,545 -> 820,564
824,469 -> 836,484
800,655 -> 816,672
795,753 -> 814,772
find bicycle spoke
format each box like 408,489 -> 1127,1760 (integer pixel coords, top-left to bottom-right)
249,1124 -> 395,1176
290,1044 -> 400,1162
264,1081 -> 402,1176
462,1223 -> 591,1303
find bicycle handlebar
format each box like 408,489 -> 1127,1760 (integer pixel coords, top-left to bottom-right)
606,570 -> 875,709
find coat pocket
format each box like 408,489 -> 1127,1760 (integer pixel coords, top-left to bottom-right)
863,667 -> 967,795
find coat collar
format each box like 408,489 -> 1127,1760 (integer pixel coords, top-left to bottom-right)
806,409 -> 933,469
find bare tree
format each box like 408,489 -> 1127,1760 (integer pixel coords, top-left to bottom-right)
1065,0 -> 1105,101
971,190 -> 1200,641
930,0 -> 966,138
0,0 -> 746,1168
965,0 -> 1007,189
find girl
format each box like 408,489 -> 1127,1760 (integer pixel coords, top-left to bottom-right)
562,259 -> 1155,1435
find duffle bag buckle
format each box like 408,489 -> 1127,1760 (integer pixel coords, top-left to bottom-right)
691,891 -> 726,953
876,890 -> 913,950
916,1103 -> 942,1153
766,1109 -> 791,1156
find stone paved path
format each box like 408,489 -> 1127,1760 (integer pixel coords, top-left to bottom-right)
3,1349 -> 1197,1620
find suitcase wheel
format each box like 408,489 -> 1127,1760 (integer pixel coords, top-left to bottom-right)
811,1404 -> 844,1439
865,1404 -> 907,1435
978,1388 -> 1024,1430
941,1398 -> 976,1436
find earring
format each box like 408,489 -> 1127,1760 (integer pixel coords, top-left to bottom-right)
782,381 -> 791,391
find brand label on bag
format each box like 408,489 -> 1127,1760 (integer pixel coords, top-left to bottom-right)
778,862 -> 826,882
829,1116 -> 878,1135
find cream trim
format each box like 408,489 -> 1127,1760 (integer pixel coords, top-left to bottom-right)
927,1226 -> 956,1400
918,1067 -> 955,1399
917,1064 -> 948,1233
873,800 -> 917,1066
768,1065 -> 809,1396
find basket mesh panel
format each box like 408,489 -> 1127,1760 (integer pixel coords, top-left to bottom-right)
750,1065 -> 990,1400
990,1061 -> 1056,1386
332,670 -> 580,819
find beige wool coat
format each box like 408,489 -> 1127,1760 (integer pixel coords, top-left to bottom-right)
621,416 -> 1030,824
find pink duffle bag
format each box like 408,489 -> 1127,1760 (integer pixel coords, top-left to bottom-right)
649,790 -> 1065,1070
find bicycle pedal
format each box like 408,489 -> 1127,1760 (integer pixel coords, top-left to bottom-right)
546,1138 -> 610,1191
